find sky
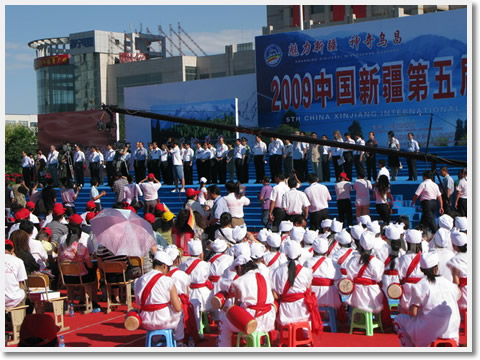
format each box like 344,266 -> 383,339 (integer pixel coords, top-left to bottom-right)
4,4 -> 267,114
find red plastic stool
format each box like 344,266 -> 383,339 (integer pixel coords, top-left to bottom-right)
430,338 -> 458,347
279,321 -> 313,347
460,309 -> 467,336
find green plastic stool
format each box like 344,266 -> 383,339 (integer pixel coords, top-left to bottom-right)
198,311 -> 210,335
236,331 -> 271,347
349,308 -> 383,336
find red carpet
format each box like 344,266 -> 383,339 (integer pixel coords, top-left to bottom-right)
7,300 -> 466,348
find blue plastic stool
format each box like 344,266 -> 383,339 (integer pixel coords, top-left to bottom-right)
145,329 -> 177,347
319,306 -> 337,333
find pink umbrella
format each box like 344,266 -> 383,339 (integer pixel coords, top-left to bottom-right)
90,208 -> 156,257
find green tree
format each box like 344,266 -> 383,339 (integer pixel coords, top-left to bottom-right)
348,120 -> 363,138
5,124 -> 37,173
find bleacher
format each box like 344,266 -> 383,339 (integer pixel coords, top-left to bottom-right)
58,145 -> 467,231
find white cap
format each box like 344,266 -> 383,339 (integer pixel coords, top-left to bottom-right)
303,230 -> 318,245
250,242 -> 267,260
384,225 -> 401,240
188,239 -> 203,256
405,229 -> 423,244
335,229 -> 352,245
257,228 -> 271,243
331,219 -> 343,233
438,214 -> 454,230
230,255 -> 250,271
200,177 -> 207,183
232,226 -> 247,242
312,238 -> 329,254
321,219 -> 332,228
454,217 -> 467,232
267,233 -> 281,248
433,228 -> 450,248
360,231 -> 376,251
211,239 -> 227,253
154,251 -> 173,266
349,224 -> 365,241
166,247 -> 180,262
284,240 -> 302,260
451,230 -> 467,247
234,242 -> 251,259
279,220 -> 294,233
392,222 -> 406,235
290,226 -> 306,242
366,220 -> 380,235
420,251 -> 439,269
358,215 -> 371,226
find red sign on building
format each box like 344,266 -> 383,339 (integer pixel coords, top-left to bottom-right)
119,52 -> 148,63
34,54 -> 70,70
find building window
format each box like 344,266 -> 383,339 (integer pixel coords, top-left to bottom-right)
199,73 -> 210,79
237,43 -> 254,52
311,5 -> 325,14
185,66 -> 197,81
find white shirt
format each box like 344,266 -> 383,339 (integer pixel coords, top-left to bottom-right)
344,138 -> 355,152
415,179 -> 442,201
282,188 -> 311,215
456,178 -> 467,199
123,183 -> 143,204
374,187 -> 390,204
170,146 -> 183,166
292,142 -> 304,160
330,139 -> 344,157
377,167 -> 390,181
105,149 -> 116,162
182,148 -> 194,162
322,145 -> 330,155
140,182 -> 161,201
253,141 -> 267,156
270,181 -> 290,209
234,144 -> 244,159
354,138 -> 365,155
89,151 -> 101,163
5,254 -> 27,308
269,139 -> 284,155
47,150 -> 59,165
194,148 -> 204,160
150,148 -> 161,160
335,181 -> 352,200
74,150 -> 85,163
353,179 -> 372,206
304,182 -> 331,212
215,143 -> 228,159
160,149 -> 169,162
223,192 -> 250,218
22,156 -> 33,168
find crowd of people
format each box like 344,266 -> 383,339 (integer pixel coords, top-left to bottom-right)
5,134 -> 468,347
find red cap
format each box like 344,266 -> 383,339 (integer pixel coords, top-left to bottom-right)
20,314 -> 60,346
144,213 -> 155,224
339,172 -> 350,181
127,206 -> 137,213
26,201 -> 35,210
185,188 -> 200,197
6,239 -> 14,249
14,208 -> 30,221
52,203 -> 66,216
148,173 -> 155,179
69,214 -> 83,225
86,211 -> 97,222
155,203 -> 166,212
86,201 -> 96,210
41,227 -> 52,237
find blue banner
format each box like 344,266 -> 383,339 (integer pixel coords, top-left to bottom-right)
255,9 -> 467,148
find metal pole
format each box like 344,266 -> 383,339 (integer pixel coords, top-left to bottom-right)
299,4 -> 304,30
425,113 -> 433,154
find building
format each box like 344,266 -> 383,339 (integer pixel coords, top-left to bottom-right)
5,114 -> 38,133
263,5 -> 467,34
28,29 -> 255,114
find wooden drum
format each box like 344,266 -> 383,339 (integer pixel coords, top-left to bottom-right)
124,310 -> 142,331
225,305 -> 258,335
211,291 -> 227,310
386,283 -> 403,300
338,278 -> 354,295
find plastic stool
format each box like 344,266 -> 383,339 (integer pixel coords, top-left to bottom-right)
460,309 -> 467,336
279,322 -> 313,347
430,338 -> 458,347
319,307 -> 337,333
145,329 -> 176,347
236,331 -> 271,347
388,299 -> 400,319
198,311 -> 210,335
349,308 -> 383,336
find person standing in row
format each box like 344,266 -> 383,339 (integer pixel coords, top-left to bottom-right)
89,146 -> 102,184
300,131 -> 310,181
241,138 -> 251,184
201,143 -> 213,184
406,133 -> 420,181
411,170 -> 444,233
268,137 -> 284,180
331,130 -> 344,181
304,173 -> 331,231
215,136 -> 229,184
233,139 -> 245,183
170,140 -> 185,193
282,176 -> 310,221
335,172 -> 353,228
35,150 -> 47,185
320,135 -> 331,182
365,132 -> 378,182
133,142 -> 148,183
439,166 -> 454,214
21,151 -> 34,189
387,131 -> 400,181
182,143 -> 194,185
73,145 -> 85,187
105,144 -> 116,187
269,173 -> 289,232
353,134 -> 366,179
160,144 -> 172,185
253,135 -> 267,183
47,145 -> 60,187
455,168 -> 467,217
343,132 -> 355,182
292,132 -> 305,182
150,142 -> 162,183
283,139 -> 293,177
309,133 -> 323,183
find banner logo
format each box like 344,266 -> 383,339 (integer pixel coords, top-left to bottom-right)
264,44 -> 282,67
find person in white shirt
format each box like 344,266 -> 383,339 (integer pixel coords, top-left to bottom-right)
343,132 -> 356,182
387,131 -> 401,181
321,135 -> 331,182
233,139 -> 245,183
22,151 -> 34,189
253,135 -> 267,183
292,131 -> 305,182
223,181 -> 250,227
335,172 -> 353,227
411,170 -> 444,233
406,133 -> 420,181
282,176 -> 310,220
88,146 -> 102,182
268,137 -> 284,179
139,173 -> 162,213
149,142 -> 162,183
200,142 -> 213,184
454,168 -> 467,217
5,239 -> 28,309
194,142 -> 204,183
353,134 -> 366,180
377,159 -> 390,181
331,130 -> 344,180
73,145 -> 86,187
283,139 -> 293,177
214,136 -> 229,184
268,174 -> 289,232
353,173 -> 372,218
104,144 -> 116,187
373,174 -> 393,224
182,143 -> 195,185
170,141 -> 185,193
123,174 -> 143,207
304,173 -> 331,231
47,145 -> 60,187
